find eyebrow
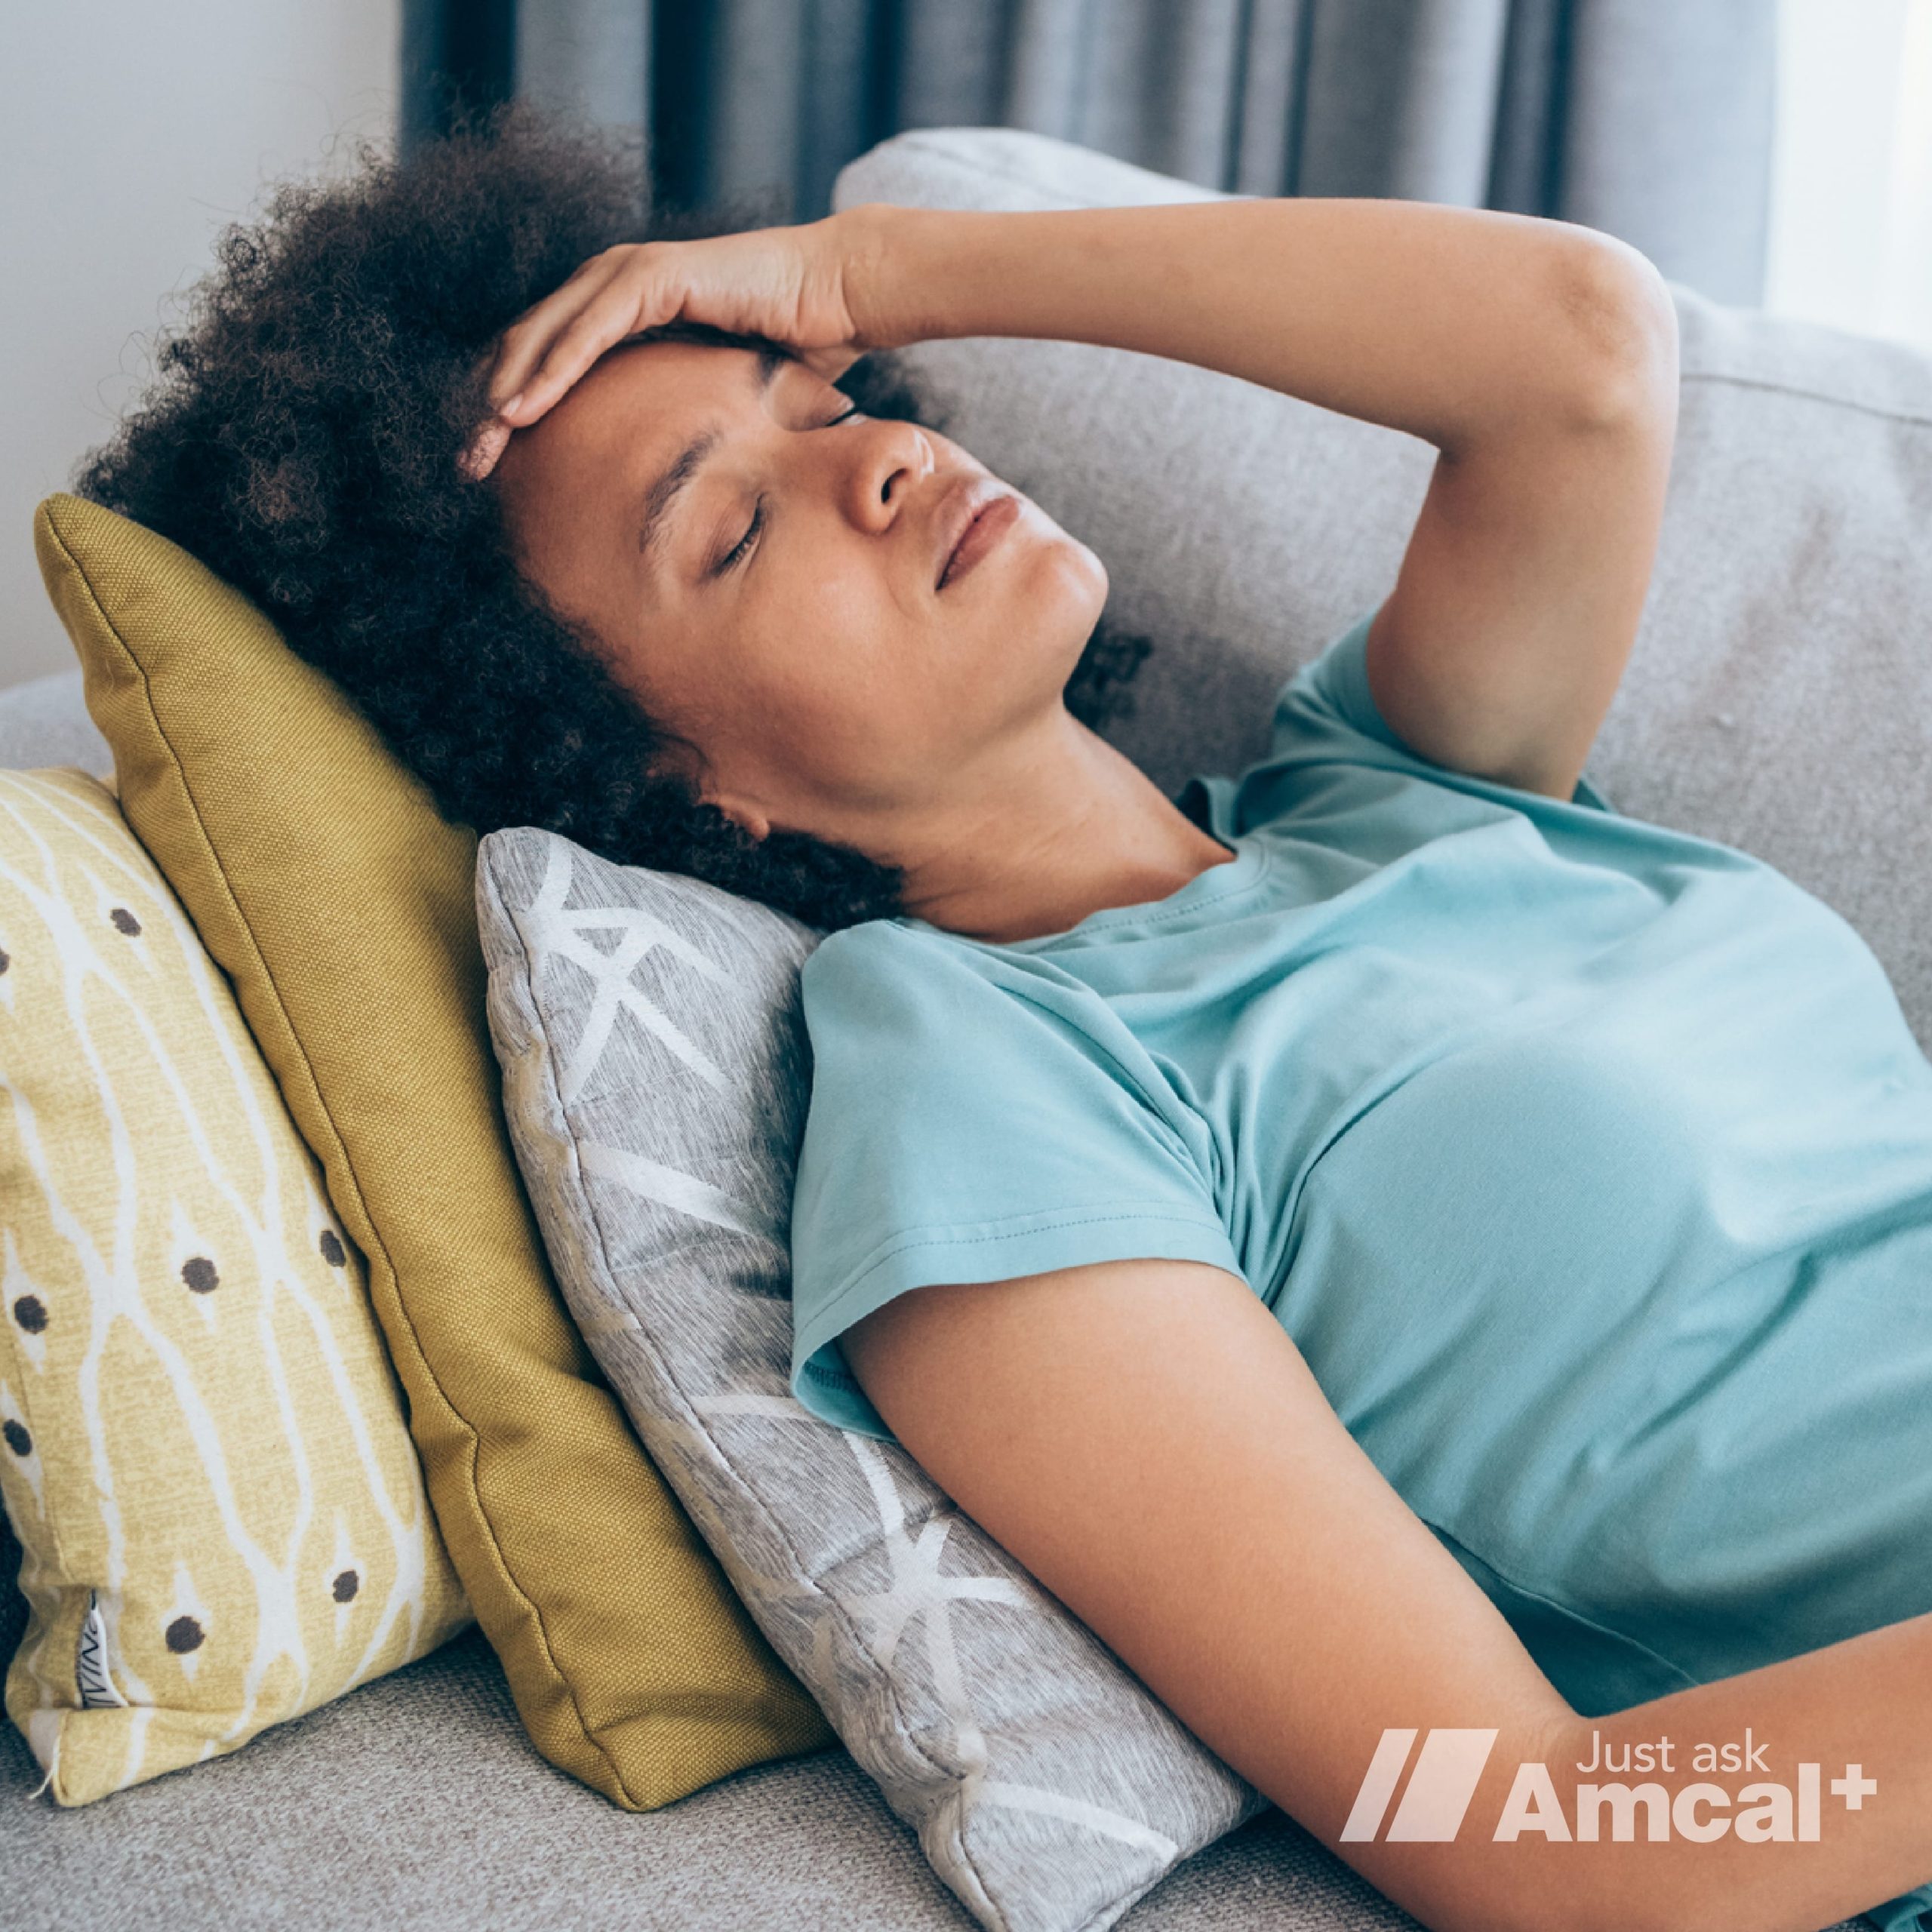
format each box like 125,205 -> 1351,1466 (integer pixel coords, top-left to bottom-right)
636,343 -> 792,577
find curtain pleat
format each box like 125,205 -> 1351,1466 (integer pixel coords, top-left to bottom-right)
1297,0 -> 1510,205
1560,0 -> 1775,305
893,0 -> 1007,128
1004,0 -> 1099,146
405,0 -> 1777,303
1227,0 -> 1310,198
514,0 -> 646,133
699,0 -> 807,213
1118,0 -> 1249,190
1488,0 -> 1570,217
796,0 -> 889,226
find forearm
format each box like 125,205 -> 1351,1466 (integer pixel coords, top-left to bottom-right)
848,1257 -> 1930,1932
1541,1614 -> 1932,1932
1345,1613 -> 1932,1932
844,196 -> 1676,456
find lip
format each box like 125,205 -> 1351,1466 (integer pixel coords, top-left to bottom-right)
934,478 -> 1020,591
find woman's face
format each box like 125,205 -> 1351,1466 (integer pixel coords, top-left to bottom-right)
494,337 -> 1109,849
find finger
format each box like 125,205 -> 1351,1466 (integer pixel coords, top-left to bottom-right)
799,343 -> 863,384
458,416 -> 514,482
485,255 -> 631,411
505,276 -> 677,426
487,301 -> 600,416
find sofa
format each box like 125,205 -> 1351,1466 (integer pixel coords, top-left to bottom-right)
7,120 -> 1927,1932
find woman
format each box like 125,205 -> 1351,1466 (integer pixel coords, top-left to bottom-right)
87,112 -> 1932,1932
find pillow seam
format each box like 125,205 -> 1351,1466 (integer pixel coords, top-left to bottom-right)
1678,368 -> 1932,429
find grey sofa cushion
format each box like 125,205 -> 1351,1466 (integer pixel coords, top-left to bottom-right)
0,670 -> 109,777
0,1518 -> 1408,1931
837,128 -> 1932,1051
476,827 -> 1266,1932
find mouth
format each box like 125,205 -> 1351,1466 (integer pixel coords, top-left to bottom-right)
934,479 -> 1020,591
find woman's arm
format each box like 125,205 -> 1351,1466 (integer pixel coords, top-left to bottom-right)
844,196 -> 1664,452
842,1258 -> 1932,1932
842,196 -> 1680,801
475,194 -> 1674,797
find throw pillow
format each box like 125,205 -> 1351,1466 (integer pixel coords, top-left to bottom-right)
478,824 -> 1267,1932
33,494 -> 833,1809
0,768 -> 472,1804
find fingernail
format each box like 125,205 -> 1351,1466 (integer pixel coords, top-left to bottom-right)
500,392 -> 525,420
458,418 -> 512,481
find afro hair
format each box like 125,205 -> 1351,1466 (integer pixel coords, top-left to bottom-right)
78,106 -> 1151,930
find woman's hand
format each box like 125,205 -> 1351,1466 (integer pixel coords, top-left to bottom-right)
462,208 -> 895,478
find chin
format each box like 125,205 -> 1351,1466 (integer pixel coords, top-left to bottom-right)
1030,522 -> 1109,619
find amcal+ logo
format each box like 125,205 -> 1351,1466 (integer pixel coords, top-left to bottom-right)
1340,1727 -> 1878,1844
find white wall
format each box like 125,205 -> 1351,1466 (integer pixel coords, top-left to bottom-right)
0,0 -> 401,687
1765,0 -> 1932,348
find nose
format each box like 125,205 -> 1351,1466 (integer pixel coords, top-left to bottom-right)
848,417 -> 935,534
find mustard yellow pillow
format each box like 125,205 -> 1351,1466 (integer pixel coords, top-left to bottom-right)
0,768 -> 472,1803
32,494 -> 832,1807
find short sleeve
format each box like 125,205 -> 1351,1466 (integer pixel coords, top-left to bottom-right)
788,923 -> 1244,1442
1264,612 -> 1616,814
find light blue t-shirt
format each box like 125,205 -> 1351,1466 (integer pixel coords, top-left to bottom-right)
787,614 -> 1932,1763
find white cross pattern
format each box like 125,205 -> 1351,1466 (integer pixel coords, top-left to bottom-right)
518,837 -> 735,1103
492,827 -> 1263,1924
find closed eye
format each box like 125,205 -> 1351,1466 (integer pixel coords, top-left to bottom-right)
712,403 -> 866,576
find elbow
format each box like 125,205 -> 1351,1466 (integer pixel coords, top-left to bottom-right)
1546,234 -> 1681,435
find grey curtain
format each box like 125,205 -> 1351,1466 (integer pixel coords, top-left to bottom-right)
405,0 -> 1775,304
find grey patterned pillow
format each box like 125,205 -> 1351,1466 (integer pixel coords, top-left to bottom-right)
475,825 -> 1267,1932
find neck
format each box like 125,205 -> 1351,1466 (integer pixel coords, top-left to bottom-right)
884,714 -> 1238,944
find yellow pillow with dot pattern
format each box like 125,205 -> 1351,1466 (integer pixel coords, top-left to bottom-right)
0,767 -> 472,1804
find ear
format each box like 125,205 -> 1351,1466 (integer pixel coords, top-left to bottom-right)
710,794 -> 771,844
650,740 -> 771,844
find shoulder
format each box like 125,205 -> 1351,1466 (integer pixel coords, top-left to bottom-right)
802,915 -> 943,984
803,918 -> 1093,1035
798,920 -> 1195,1144
801,918 -> 997,1033
800,918 -> 1045,1069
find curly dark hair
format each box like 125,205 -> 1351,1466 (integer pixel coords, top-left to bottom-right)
77,106 -> 1152,931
